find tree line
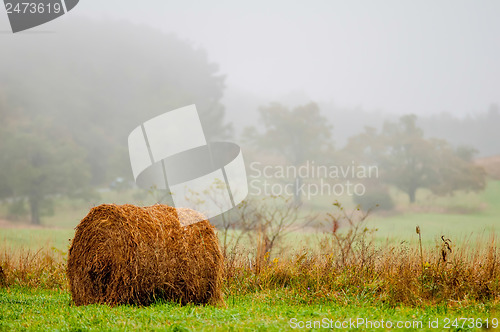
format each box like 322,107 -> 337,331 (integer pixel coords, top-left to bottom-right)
0,18 -> 491,224
243,103 -> 486,207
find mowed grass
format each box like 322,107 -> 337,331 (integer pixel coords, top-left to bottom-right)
368,180 -> 500,245
1,287 -> 497,331
0,229 -> 73,252
282,181 -> 500,250
1,181 -> 500,251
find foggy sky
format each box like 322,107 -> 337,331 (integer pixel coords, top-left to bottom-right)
2,0 -> 499,116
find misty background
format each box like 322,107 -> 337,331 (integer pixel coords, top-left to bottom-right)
1,1 -> 499,148
0,1 -> 499,225
75,0 -> 500,141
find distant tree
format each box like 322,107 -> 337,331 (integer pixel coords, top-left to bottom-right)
340,126 -> 384,164
0,18 -> 230,185
431,144 -> 485,196
246,102 -> 333,202
345,115 -> 485,203
418,103 -> 500,158
378,115 -> 439,203
0,120 -> 91,224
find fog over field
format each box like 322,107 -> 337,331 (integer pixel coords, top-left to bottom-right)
0,1 -> 498,223
74,1 -> 500,117
1,1 -> 499,150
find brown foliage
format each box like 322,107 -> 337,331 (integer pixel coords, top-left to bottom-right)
0,247 -> 66,288
222,235 -> 499,306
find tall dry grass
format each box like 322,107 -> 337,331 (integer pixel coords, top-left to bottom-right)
0,203 -> 498,307
0,246 -> 66,289
223,210 -> 499,306
1,235 -> 497,307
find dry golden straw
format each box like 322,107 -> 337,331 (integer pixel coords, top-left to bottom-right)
67,204 -> 224,306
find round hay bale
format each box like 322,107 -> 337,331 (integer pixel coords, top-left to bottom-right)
67,204 -> 224,306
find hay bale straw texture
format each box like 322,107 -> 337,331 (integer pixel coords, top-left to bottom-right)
67,204 -> 224,306
0,266 -> 5,287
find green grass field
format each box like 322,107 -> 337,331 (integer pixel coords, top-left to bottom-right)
2,181 -> 500,250
1,287 -> 497,331
368,181 -> 500,244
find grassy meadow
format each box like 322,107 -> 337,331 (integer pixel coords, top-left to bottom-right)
0,181 -> 499,331
1,287 -> 497,331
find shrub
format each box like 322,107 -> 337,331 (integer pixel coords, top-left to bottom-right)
354,184 -> 394,211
